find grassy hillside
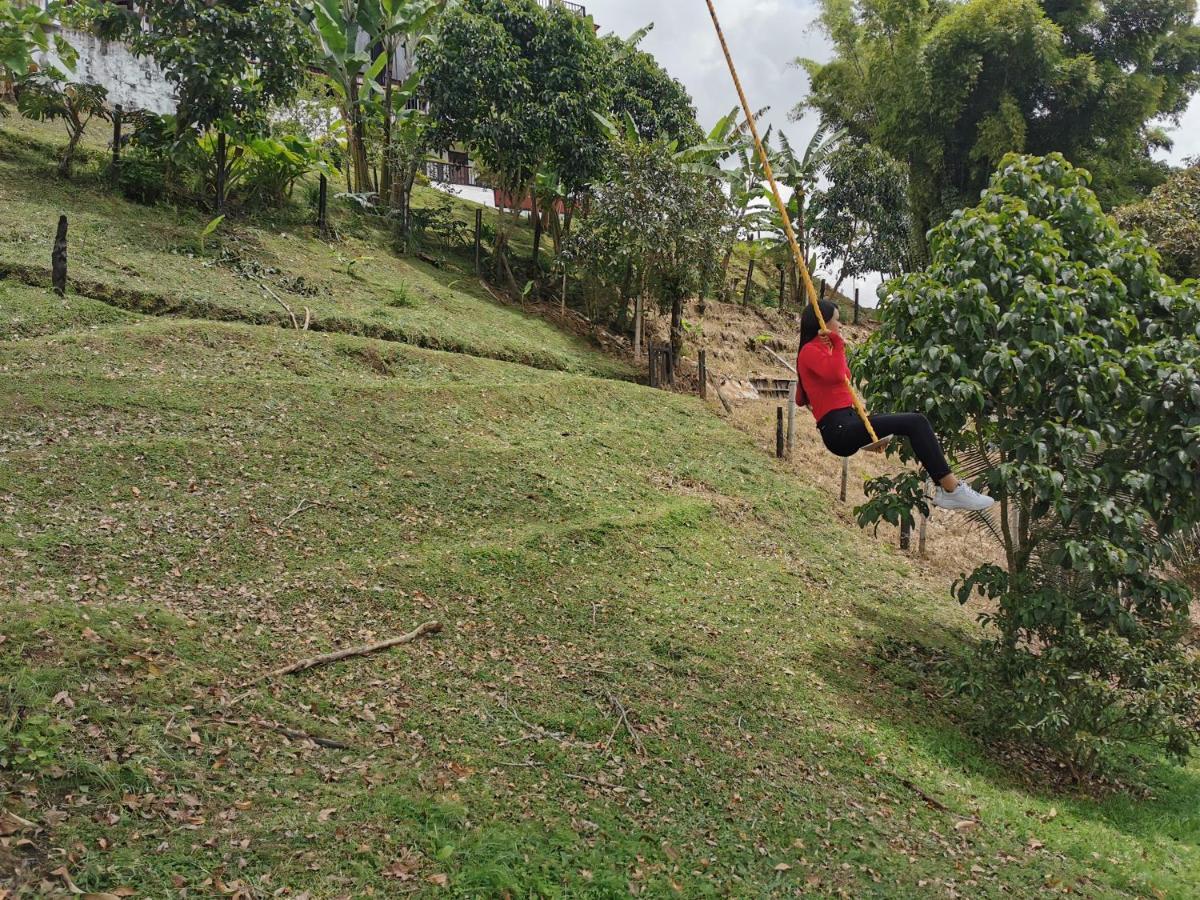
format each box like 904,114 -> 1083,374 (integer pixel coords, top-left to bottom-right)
0,114 -> 630,379
2,115 -> 1198,898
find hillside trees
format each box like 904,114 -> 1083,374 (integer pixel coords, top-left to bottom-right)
566,134 -> 732,363
603,24 -> 703,147
801,0 -> 1200,253
857,154 -> 1200,773
419,0 -> 611,285
808,141 -> 913,291
301,0 -> 444,198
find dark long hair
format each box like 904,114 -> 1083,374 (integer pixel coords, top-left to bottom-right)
799,299 -> 840,351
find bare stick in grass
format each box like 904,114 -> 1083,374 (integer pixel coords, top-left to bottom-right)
239,621 -> 443,688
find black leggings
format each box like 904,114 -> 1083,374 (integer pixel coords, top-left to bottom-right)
817,407 -> 951,481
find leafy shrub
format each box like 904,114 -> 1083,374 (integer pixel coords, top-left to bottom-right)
1116,162 -> 1200,282
15,72 -> 109,177
858,153 -> 1200,774
115,148 -> 168,204
855,471 -> 930,535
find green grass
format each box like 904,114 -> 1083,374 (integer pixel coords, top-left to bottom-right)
1,113 -> 1197,898
0,112 -> 631,379
1,317 -> 1197,898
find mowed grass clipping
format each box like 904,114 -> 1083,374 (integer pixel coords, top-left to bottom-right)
1,314 -> 1198,898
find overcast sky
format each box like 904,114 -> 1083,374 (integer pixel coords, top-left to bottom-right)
588,0 -> 1198,302
590,0 -> 1200,163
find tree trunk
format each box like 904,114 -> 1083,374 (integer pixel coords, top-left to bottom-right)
633,291 -> 644,358
531,193 -> 542,266
381,45 -> 395,201
58,130 -> 81,179
670,294 -> 684,372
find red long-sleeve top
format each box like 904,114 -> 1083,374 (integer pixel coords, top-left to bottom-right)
796,332 -> 854,423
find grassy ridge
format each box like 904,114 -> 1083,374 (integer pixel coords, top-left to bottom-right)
0,115 -> 631,379
1,314 -> 1197,897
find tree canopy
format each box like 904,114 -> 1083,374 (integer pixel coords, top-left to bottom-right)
602,25 -> 702,147
1117,160 -> 1200,281
801,0 -> 1200,251
857,153 -> 1200,772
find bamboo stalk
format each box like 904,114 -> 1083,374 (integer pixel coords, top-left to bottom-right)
704,0 -> 882,446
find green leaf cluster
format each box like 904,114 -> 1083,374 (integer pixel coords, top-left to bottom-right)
802,0 -> 1200,252
858,152 -> 1200,772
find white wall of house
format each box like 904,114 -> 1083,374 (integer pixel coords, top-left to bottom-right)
39,28 -> 176,114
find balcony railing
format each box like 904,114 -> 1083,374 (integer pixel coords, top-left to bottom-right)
423,160 -> 488,189
534,0 -> 587,17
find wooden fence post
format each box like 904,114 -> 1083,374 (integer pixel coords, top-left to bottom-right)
648,342 -> 657,388
778,266 -> 786,311
776,406 -> 785,459
853,287 -> 860,325
919,477 -> 930,557
743,259 -> 755,306
52,216 -> 68,297
474,208 -> 483,275
111,104 -> 122,169
698,349 -> 707,399
786,392 -> 796,457
818,278 -> 825,302
317,174 -> 329,235
840,457 -> 849,503
215,131 -> 227,214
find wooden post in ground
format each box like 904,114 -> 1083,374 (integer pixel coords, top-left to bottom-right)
698,349 -> 707,399
919,477 -> 930,557
818,278 -> 825,302
853,287 -> 860,325
742,259 -> 755,306
111,104 -> 122,169
840,457 -> 849,503
52,215 -> 67,297
778,266 -> 786,311
474,208 -> 483,275
786,392 -> 796,457
317,174 -> 329,235
648,342 -> 657,388
776,406 -> 785,458
215,131 -> 227,214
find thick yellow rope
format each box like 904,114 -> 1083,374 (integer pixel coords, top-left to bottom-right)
704,0 -> 884,447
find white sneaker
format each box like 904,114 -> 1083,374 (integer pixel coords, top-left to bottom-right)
932,483 -> 996,512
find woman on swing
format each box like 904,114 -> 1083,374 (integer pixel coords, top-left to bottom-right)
796,299 -> 995,513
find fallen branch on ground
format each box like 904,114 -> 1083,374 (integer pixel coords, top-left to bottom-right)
708,372 -> 734,414
239,621 -> 443,688
210,716 -> 354,750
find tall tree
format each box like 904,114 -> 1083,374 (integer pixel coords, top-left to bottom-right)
808,141 -> 913,291
419,0 -> 611,285
602,24 -> 703,147
800,0 -> 1200,252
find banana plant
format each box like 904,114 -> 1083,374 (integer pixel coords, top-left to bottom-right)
300,0 -> 444,197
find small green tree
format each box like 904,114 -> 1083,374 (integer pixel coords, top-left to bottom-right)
602,24 -> 702,147
566,134 -> 732,362
857,153 -> 1200,775
125,0 -> 308,210
15,73 -> 108,177
1116,161 -> 1200,282
808,141 -> 913,292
